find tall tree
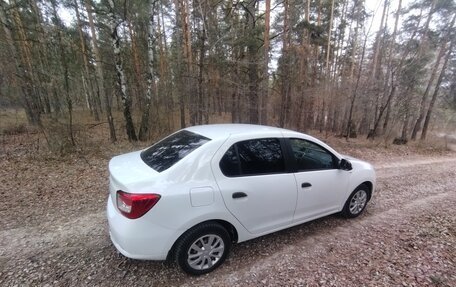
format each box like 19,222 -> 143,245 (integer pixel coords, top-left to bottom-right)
345,0 -> 366,139
107,0 -> 137,141
368,0 -> 402,139
260,0 -> 271,125
244,0 -> 259,124
412,13 -> 456,140
0,1 -> 41,125
138,0 -> 157,141
421,26 -> 456,140
74,0 -> 99,121
85,0 -> 116,142
278,0 -> 291,127
7,0 -> 43,125
50,0 -> 75,146
30,0 -> 52,115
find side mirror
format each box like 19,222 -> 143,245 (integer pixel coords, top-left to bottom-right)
339,158 -> 353,171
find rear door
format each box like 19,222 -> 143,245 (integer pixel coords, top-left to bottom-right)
212,137 -> 297,234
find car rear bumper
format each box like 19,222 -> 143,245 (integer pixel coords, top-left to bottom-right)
107,196 -> 181,260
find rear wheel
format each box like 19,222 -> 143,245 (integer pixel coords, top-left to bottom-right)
174,222 -> 231,275
342,184 -> 369,218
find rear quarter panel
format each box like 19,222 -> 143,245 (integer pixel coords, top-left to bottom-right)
140,137 -> 251,248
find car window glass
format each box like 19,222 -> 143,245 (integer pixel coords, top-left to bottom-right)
219,145 -> 240,176
140,130 -> 210,172
290,138 -> 336,171
237,138 -> 285,175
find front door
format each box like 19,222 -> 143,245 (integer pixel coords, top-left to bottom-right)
287,138 -> 349,221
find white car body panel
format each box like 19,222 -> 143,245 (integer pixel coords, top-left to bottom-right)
107,124 -> 376,261
210,131 -> 297,234
292,169 -> 349,221
213,172 -> 297,234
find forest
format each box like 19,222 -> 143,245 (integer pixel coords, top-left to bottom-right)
1,0 -> 455,149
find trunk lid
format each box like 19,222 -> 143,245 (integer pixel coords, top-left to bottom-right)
108,151 -> 160,203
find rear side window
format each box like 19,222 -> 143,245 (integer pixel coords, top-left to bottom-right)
141,130 -> 210,172
219,145 -> 240,176
219,138 -> 286,176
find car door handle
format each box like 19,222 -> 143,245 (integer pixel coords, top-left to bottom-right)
301,182 -> 312,188
232,192 -> 247,199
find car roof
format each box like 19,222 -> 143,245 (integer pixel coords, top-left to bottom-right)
184,124 -> 292,140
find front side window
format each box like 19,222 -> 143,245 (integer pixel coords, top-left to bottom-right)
141,130 -> 210,172
289,138 -> 337,171
219,138 -> 286,176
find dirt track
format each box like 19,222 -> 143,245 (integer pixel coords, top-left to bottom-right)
0,153 -> 455,286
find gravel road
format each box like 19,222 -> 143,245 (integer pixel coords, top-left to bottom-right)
0,155 -> 455,287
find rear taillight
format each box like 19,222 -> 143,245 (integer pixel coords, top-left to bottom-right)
116,191 -> 161,219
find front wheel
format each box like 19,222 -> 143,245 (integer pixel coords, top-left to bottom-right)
342,184 -> 370,218
174,222 -> 231,275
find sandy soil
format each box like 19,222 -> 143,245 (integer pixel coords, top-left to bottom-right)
0,135 -> 455,287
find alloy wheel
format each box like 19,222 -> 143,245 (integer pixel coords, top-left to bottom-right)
187,234 -> 225,271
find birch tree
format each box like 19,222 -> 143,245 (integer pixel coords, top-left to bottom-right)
138,0 -> 157,141
107,0 -> 137,141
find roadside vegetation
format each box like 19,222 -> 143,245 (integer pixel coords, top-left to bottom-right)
1,0 -> 455,150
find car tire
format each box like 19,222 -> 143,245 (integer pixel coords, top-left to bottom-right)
342,184 -> 370,218
174,222 -> 231,275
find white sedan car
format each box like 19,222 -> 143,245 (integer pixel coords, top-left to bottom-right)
107,124 -> 376,275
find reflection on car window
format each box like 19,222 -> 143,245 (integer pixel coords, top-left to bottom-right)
141,130 -> 210,172
290,138 -> 336,171
220,138 -> 285,176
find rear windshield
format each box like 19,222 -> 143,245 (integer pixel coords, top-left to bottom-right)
140,130 -> 211,172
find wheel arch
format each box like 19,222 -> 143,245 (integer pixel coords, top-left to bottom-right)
166,219 -> 238,262
359,181 -> 373,201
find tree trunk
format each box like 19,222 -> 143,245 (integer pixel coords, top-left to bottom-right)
418,0 -> 437,55
157,1 -> 173,132
421,34 -> 456,140
0,2 -> 39,125
325,0 -> 335,75
368,0 -> 402,139
74,0 -> 99,121
85,0 -> 116,142
9,1 -> 42,125
345,1 -> 365,139
179,0 -> 195,125
195,0 -> 208,125
260,0 -> 271,125
127,19 -> 145,106
108,0 -> 137,141
411,13 -> 455,140
174,0 -> 186,128
51,0 -> 75,146
332,0 -> 348,80
197,19 -> 206,125
368,78 -> 396,139
370,0 -> 388,80
245,0 -> 259,124
279,0 -> 290,127
410,43 -> 446,140
139,1 -> 157,141
30,0 -> 52,115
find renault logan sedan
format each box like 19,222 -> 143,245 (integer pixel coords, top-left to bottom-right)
107,124 -> 376,275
